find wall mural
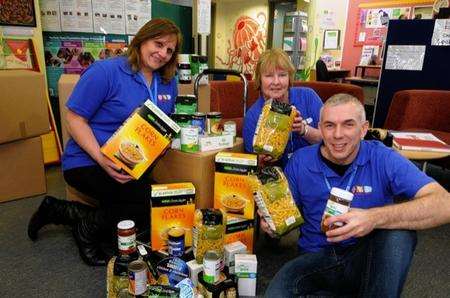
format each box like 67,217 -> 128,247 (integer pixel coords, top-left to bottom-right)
216,12 -> 267,75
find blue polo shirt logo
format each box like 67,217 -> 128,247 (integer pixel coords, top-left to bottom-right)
158,94 -> 172,101
352,185 -> 372,194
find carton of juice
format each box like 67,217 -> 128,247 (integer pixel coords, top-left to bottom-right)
101,99 -> 180,179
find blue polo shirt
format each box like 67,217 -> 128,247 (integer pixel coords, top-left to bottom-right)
284,140 -> 434,253
62,56 -> 177,171
243,87 -> 323,167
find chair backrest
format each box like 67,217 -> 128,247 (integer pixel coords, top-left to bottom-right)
315,59 -> 330,82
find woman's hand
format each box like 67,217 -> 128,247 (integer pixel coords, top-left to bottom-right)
257,210 -> 276,238
258,154 -> 275,167
97,154 -> 134,184
291,108 -> 307,135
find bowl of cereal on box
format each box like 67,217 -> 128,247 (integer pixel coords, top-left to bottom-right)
221,194 -> 246,214
118,141 -> 145,167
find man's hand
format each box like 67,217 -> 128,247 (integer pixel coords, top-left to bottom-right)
257,210 -> 276,238
97,154 -> 134,184
258,154 -> 275,167
324,208 -> 377,242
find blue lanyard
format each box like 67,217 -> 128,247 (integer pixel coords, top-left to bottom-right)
138,71 -> 158,104
323,166 -> 358,192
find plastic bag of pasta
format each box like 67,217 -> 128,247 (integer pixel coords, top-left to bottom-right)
252,99 -> 296,160
192,208 -> 226,263
250,166 -> 303,237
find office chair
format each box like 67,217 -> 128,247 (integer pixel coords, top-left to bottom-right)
315,59 -> 331,82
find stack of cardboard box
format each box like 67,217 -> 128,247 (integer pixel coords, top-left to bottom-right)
0,70 -> 49,202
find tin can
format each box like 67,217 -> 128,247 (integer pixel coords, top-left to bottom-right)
206,112 -> 222,135
180,126 -> 199,153
128,260 -> 148,296
192,112 -> 206,134
222,121 -> 236,142
203,250 -> 221,284
168,227 -> 185,257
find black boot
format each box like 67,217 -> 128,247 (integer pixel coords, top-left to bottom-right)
73,210 -> 110,266
28,196 -> 94,241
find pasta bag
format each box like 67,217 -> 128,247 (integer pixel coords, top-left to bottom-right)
250,166 -> 303,237
192,208 -> 226,264
252,99 -> 295,160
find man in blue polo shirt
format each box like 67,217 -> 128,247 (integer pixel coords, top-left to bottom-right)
264,94 -> 450,297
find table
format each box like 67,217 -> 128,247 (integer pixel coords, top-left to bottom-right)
395,149 -> 449,172
354,65 -> 381,77
344,76 -> 379,87
328,68 -> 350,80
150,138 -> 244,209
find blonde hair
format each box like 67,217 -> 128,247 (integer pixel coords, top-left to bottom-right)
254,48 -> 296,90
126,18 -> 182,84
320,93 -> 366,122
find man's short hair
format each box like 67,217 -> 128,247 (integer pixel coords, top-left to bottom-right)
320,93 -> 366,122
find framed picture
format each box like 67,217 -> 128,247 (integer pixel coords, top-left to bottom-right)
323,29 -> 340,50
0,0 -> 37,27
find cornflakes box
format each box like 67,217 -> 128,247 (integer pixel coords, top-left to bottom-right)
151,183 -> 196,252
225,216 -> 254,253
214,152 -> 257,220
101,99 -> 180,179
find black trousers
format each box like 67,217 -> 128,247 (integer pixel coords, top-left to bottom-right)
63,166 -> 151,236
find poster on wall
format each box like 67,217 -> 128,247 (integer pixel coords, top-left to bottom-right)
0,0 -> 36,27
197,0 -> 211,35
320,10 -> 336,29
385,45 -> 425,71
432,19 -> 450,46
40,0 -> 62,31
365,7 -> 411,28
125,0 -> 152,35
0,39 -> 35,70
60,0 -> 94,32
92,0 -> 125,34
43,34 -> 127,96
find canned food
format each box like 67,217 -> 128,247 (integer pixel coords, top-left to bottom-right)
168,227 -> 185,257
175,95 -> 197,114
222,121 -> 236,142
192,112 -> 206,134
206,112 -> 222,135
128,260 -> 148,296
203,250 -> 221,284
180,126 -> 199,153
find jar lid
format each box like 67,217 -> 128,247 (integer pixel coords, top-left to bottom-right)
190,55 -> 199,62
330,187 -> 354,201
117,220 -> 135,230
178,54 -> 190,64
199,56 -> 208,63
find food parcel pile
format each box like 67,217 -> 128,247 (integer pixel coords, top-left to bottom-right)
105,99 -> 304,297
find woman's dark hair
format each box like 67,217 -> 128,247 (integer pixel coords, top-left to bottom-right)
126,18 -> 182,84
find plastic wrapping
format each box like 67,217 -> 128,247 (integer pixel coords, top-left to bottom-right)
252,100 -> 295,160
250,167 -> 303,237
192,209 -> 226,264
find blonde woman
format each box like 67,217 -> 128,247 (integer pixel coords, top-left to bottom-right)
243,48 -> 322,167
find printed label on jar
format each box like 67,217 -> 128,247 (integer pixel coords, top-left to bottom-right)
178,69 -> 192,82
118,234 -> 136,252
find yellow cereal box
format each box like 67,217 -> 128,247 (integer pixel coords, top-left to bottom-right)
225,216 -> 255,253
150,183 -> 196,252
101,100 -> 180,179
214,152 -> 258,220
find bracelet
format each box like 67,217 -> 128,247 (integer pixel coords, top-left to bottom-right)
299,125 -> 308,137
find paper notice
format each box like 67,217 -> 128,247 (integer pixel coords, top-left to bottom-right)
358,32 -> 366,42
385,45 -> 426,71
431,19 -> 450,46
197,0 -> 211,35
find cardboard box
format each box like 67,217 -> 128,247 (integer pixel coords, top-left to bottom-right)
235,254 -> 257,297
225,216 -> 255,253
224,241 -> 247,274
101,100 -> 180,179
0,137 -> 46,202
58,74 -> 80,148
177,82 -> 210,113
214,152 -> 258,220
0,70 -> 50,144
150,138 -> 244,209
150,182 -> 196,252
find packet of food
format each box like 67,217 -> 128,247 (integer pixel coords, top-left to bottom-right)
250,166 -> 303,237
252,99 -> 295,160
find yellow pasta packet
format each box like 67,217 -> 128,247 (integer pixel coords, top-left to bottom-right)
252,99 -> 295,160
250,166 -> 303,237
192,209 -> 226,263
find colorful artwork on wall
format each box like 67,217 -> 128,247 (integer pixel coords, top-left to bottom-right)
216,12 -> 267,75
0,0 -> 36,27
